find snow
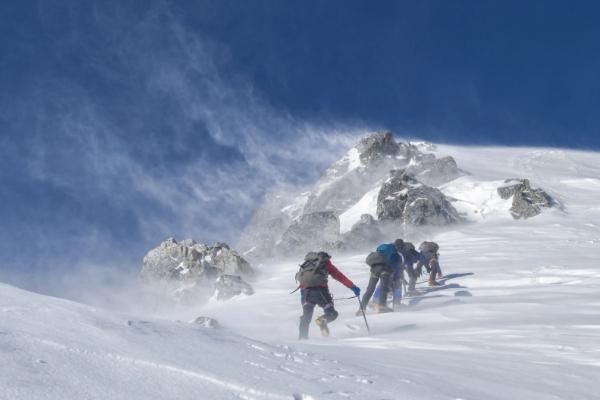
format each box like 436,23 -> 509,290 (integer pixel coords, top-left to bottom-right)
311,147 -> 364,198
345,147 -> 362,171
440,177 -> 513,221
338,184 -> 380,233
3,144 -> 600,399
280,192 -> 310,218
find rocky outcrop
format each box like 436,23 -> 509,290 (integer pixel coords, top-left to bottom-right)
140,238 -> 254,303
214,275 -> 254,301
194,316 -> 220,328
497,179 -> 554,219
341,214 -> 385,249
377,170 -> 461,225
302,132 -> 462,215
277,211 -> 342,255
237,132 -> 466,260
406,154 -> 463,187
356,131 -> 403,164
141,238 -> 254,283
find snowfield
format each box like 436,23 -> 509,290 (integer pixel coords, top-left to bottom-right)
2,144 -> 600,399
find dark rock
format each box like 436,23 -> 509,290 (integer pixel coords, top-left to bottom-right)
356,131 -> 402,164
498,179 -> 554,219
377,170 -> 461,225
497,179 -> 527,200
214,275 -> 254,301
193,316 -> 220,328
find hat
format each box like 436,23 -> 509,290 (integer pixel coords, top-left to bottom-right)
393,238 -> 404,251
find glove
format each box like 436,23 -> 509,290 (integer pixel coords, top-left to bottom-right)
351,285 -> 361,297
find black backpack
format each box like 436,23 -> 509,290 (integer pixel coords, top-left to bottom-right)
365,251 -> 388,267
295,252 -> 330,287
419,241 -> 439,255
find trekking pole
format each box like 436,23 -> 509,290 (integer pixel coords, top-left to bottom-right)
355,296 -> 371,335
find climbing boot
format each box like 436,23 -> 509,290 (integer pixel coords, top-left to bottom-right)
315,316 -> 330,337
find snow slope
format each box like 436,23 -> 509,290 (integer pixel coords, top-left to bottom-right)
2,145 -> 600,399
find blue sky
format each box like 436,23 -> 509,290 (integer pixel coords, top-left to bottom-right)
1,1 -> 599,294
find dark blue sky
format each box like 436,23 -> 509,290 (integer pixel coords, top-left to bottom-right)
1,0 -> 599,294
174,0 -> 600,146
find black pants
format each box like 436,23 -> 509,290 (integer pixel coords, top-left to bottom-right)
299,287 -> 339,339
360,264 -> 393,309
406,264 -> 418,291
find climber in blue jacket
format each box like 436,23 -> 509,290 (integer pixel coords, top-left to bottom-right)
371,239 -> 405,310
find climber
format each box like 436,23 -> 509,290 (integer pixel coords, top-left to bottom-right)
416,241 -> 443,287
359,239 -> 404,314
295,252 -> 360,339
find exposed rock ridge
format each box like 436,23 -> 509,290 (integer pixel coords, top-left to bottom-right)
497,179 -> 555,219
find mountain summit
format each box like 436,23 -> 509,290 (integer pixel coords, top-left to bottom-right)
238,132 -> 466,259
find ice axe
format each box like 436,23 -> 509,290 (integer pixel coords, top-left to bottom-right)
355,296 -> 371,335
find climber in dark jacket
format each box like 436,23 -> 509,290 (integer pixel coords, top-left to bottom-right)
296,252 -> 360,339
372,239 -> 407,308
359,240 -> 403,314
417,252 -> 443,286
402,242 -> 425,295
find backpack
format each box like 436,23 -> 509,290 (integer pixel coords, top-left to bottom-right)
295,252 -> 330,287
419,241 -> 439,255
365,251 -> 388,267
402,242 -> 419,264
403,242 -> 416,252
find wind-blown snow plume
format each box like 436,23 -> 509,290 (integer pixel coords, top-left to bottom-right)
0,1 -> 367,297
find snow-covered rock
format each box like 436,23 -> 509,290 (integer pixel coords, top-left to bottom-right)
497,178 -> 555,219
406,154 -> 463,187
140,238 -> 254,304
301,131 -> 460,215
238,131 -> 464,259
193,316 -> 220,328
214,275 -> 254,301
141,238 -> 254,283
377,170 -> 461,225
355,131 -> 403,163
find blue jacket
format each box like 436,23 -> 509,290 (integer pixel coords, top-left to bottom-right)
376,243 -> 404,278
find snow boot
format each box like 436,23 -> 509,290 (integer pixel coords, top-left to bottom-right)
315,316 -> 330,337
428,279 -> 441,287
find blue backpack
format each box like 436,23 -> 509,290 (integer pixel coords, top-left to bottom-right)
376,243 -> 399,266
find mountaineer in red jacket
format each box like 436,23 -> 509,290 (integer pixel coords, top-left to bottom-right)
295,252 -> 360,339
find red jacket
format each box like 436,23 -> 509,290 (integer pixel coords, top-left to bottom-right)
299,260 -> 354,289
